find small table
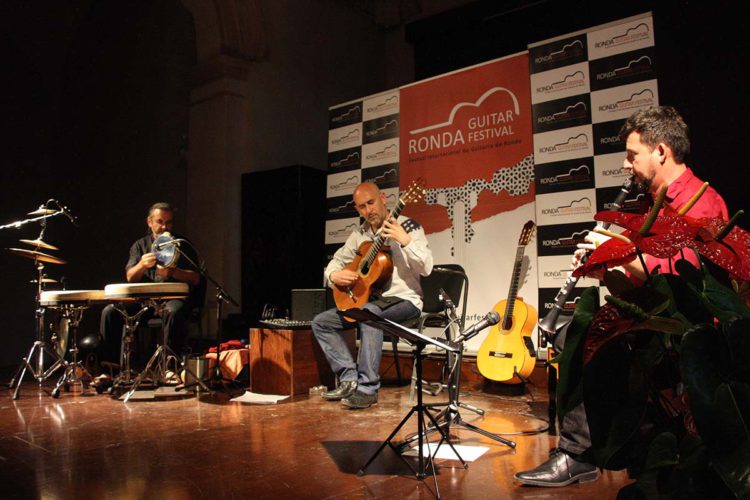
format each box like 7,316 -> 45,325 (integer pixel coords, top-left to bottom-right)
249,327 -> 355,396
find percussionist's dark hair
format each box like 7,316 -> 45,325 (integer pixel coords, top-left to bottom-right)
619,106 -> 690,163
147,202 -> 175,217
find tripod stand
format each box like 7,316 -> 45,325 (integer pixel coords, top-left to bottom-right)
164,240 -> 241,395
340,308 -> 465,499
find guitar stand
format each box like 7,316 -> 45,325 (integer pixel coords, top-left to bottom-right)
359,342 -> 466,499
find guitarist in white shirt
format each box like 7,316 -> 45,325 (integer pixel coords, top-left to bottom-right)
313,182 -> 433,409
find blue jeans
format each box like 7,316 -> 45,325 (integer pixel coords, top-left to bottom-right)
312,300 -> 420,395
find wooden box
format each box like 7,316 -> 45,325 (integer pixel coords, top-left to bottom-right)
249,327 -> 355,395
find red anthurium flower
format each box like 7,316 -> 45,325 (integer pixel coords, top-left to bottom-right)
573,236 -> 636,278
686,216 -> 750,281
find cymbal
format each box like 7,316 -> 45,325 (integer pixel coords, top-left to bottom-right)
19,238 -> 59,251
6,248 -> 66,265
28,208 -> 57,216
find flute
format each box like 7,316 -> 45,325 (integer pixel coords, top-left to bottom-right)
538,176 -> 634,346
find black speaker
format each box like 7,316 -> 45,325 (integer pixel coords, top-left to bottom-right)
241,166 -> 326,323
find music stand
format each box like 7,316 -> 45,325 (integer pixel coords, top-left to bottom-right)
399,299 -> 516,451
339,308 -> 465,499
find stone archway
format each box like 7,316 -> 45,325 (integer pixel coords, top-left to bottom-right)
178,0 -> 268,335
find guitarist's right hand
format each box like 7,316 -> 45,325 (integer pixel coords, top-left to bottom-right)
331,269 -> 359,287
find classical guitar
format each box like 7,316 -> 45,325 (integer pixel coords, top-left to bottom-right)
333,179 -> 425,322
477,220 -> 538,384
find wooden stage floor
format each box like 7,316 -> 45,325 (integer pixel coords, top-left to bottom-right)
0,376 -> 630,499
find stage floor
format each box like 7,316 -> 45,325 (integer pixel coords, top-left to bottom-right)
0,375 -> 629,499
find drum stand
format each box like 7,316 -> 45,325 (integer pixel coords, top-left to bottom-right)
9,260 -> 66,399
51,305 -> 94,398
109,303 -> 150,393
123,299 -> 209,402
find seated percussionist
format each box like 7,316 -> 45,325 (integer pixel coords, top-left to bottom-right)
99,202 -> 204,368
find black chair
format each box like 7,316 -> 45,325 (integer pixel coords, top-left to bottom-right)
406,264 -> 469,398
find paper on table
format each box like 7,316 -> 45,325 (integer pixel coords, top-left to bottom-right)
403,444 -> 489,461
230,391 -> 289,404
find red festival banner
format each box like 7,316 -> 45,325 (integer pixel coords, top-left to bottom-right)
399,53 -> 536,349
399,53 -> 534,244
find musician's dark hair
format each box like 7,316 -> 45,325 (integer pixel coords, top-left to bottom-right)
147,202 -> 175,217
619,106 -> 690,163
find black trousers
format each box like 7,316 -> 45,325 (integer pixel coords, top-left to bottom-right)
553,321 -> 591,455
99,299 -> 189,366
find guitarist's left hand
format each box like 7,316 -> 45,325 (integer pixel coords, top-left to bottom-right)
381,217 -> 411,247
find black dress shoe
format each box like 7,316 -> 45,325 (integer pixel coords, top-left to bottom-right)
514,448 -> 598,487
341,390 -> 377,409
321,380 -> 357,401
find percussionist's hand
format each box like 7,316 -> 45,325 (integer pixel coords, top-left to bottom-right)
140,252 -> 158,269
331,269 -> 359,287
381,217 -> 411,247
156,265 -> 172,278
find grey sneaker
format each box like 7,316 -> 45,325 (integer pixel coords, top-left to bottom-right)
341,390 -> 378,409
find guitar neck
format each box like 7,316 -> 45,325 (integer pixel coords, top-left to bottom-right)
363,200 -> 405,265
502,244 -> 525,330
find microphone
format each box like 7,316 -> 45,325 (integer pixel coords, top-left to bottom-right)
153,238 -> 183,251
53,200 -> 79,226
455,311 -> 500,343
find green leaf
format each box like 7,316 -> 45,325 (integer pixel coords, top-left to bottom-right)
604,269 -> 634,296
712,442 -> 750,500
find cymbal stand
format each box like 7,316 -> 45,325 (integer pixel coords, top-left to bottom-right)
51,304 -> 94,398
109,302 -> 150,394
9,260 -> 66,399
123,299 -> 209,402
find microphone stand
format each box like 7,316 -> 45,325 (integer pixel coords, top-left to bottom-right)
399,300 -> 515,452
169,240 -> 242,396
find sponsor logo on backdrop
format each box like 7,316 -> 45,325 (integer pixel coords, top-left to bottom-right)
328,126 -> 362,152
594,54 -> 654,86
326,170 -> 361,198
329,104 -> 362,127
363,114 -> 399,144
591,80 -> 658,123
328,149 -> 361,171
538,133 -> 590,155
538,288 -> 584,311
364,92 -> 399,121
532,37 -> 586,69
538,255 -> 599,288
596,185 -> 647,213
327,197 -> 357,219
539,164 -> 591,186
588,17 -> 655,60
532,94 -> 592,133
541,197 -> 593,217
535,158 -> 595,194
362,163 -> 399,189
537,222 -> 595,256
535,125 -> 595,164
536,70 -> 586,98
537,188 -> 597,225
362,138 -> 399,168
595,22 -> 650,49
594,152 -> 630,187
406,86 -> 520,155
324,218 -> 359,245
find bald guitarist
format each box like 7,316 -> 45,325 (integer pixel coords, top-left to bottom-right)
313,182 -> 433,409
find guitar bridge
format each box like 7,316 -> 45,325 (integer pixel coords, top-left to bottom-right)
488,351 -> 512,359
